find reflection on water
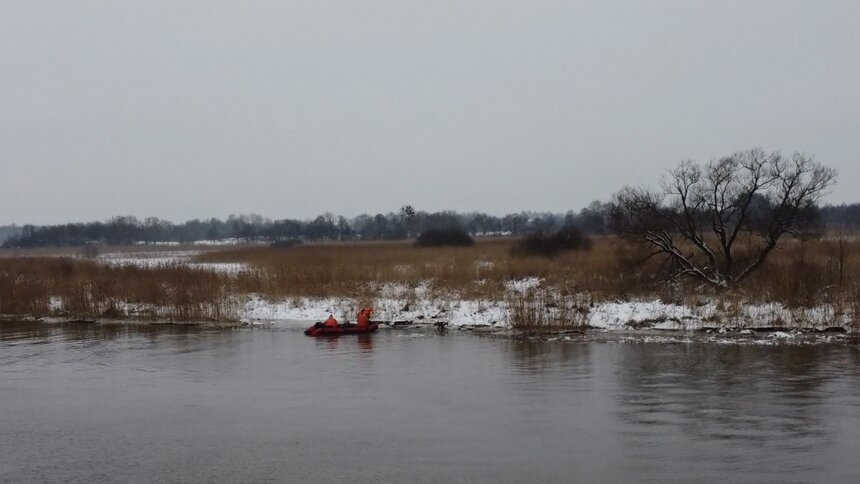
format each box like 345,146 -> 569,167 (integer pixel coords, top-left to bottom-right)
611,344 -> 859,482
1,321 -> 858,484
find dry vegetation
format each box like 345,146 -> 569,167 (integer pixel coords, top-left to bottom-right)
199,236 -> 860,303
0,257 -> 237,322
0,244 -> 207,259
508,287 -> 591,332
1,236 -> 860,327
198,238 -> 637,300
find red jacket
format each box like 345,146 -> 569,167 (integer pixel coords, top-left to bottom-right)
356,308 -> 373,328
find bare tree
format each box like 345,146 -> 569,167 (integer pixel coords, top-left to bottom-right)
400,205 -> 417,237
611,148 -> 837,287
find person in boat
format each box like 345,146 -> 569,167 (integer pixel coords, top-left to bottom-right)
356,307 -> 373,328
323,314 -> 338,328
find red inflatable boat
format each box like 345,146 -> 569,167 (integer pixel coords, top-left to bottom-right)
304,322 -> 380,336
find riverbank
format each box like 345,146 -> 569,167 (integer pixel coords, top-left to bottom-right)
2,315 -> 856,349
231,288 -> 857,333
1,238 -> 859,333
5,289 -> 856,334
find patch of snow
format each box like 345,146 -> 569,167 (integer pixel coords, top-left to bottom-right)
239,295 -> 345,322
133,241 -> 181,246
98,250 -> 196,267
97,251 -> 250,274
237,293 -> 509,328
505,277 -> 541,293
770,331 -> 795,339
586,300 -> 700,330
392,264 -> 413,275
584,299 -> 853,332
191,238 -> 243,246
49,296 -> 63,312
187,262 -> 250,275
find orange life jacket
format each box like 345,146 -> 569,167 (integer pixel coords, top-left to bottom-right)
323,315 -> 338,327
356,308 -> 373,328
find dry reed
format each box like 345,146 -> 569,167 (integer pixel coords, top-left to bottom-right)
0,257 -> 237,321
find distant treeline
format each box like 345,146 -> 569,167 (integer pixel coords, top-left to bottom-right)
0,225 -> 22,245
1,204 -> 610,248
3,202 -> 860,248
818,203 -> 860,228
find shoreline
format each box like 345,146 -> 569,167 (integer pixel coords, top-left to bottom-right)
2,245 -> 858,336
233,293 -> 858,333
2,315 -> 855,348
3,293 -> 856,335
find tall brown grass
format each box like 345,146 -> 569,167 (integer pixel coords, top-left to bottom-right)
0,258 -> 237,321
198,238 -> 637,300
199,236 -> 860,309
508,287 -> 589,332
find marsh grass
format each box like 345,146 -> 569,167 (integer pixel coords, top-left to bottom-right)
849,284 -> 860,331
200,238 -> 635,300
201,236 -> 860,320
508,287 -> 589,332
0,257 -> 237,321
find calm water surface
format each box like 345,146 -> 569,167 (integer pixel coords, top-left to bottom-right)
1,322 -> 859,483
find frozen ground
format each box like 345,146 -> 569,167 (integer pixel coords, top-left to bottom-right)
236,282 -> 856,333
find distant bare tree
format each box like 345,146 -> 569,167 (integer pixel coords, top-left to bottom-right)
400,205 -> 417,237
611,148 -> 837,287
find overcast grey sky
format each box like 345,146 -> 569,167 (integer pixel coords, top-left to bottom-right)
1,1 -> 858,224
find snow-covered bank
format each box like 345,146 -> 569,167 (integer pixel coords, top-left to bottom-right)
236,292 -> 857,333
586,300 -> 855,331
12,274 -> 856,333
238,294 -> 509,327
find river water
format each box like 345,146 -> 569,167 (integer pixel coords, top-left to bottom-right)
1,321 -> 859,483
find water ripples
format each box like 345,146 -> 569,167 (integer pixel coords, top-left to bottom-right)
1,321 -> 859,483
